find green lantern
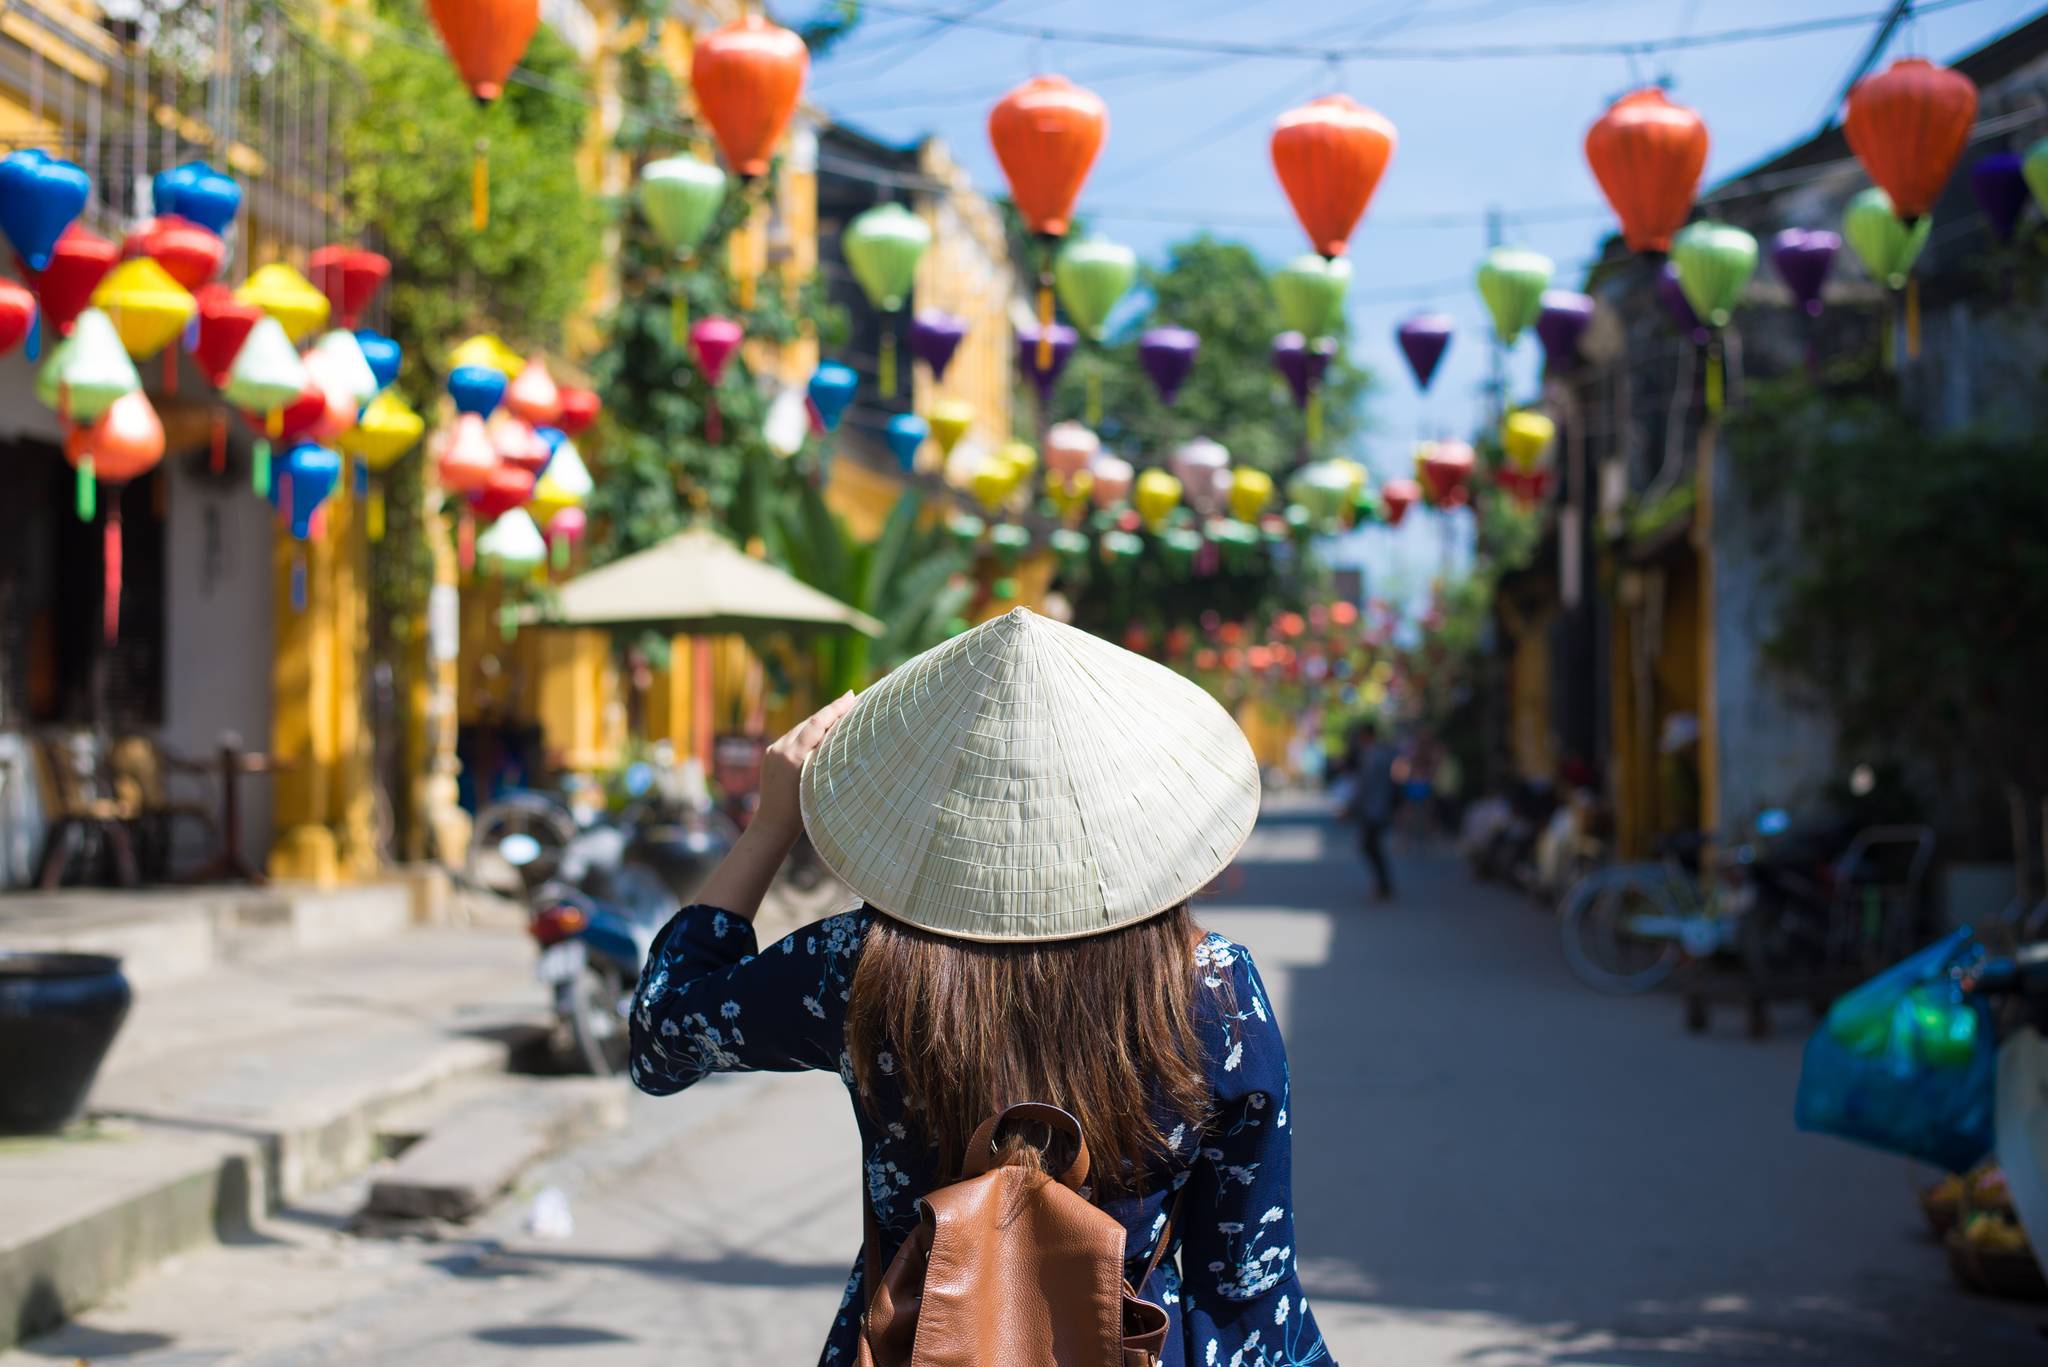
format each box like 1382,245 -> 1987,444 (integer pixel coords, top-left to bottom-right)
945,513 -> 985,548
989,522 -> 1032,562
1272,254 -> 1350,339
1671,221 -> 1758,329
1100,529 -> 1144,562
36,308 -> 140,425
640,155 -> 728,257
1049,527 -> 1091,562
1475,247 -> 1553,345
1352,484 -> 1381,526
1843,187 -> 1931,291
1159,526 -> 1204,570
1053,237 -> 1136,340
1286,460 -> 1352,530
2025,137 -> 2048,218
844,202 -> 932,394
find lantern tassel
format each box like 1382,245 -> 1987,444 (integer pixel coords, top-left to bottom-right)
1086,368 -> 1101,427
1705,340 -> 1724,416
25,306 -> 39,361
880,330 -> 897,397
210,407 -> 227,474
551,530 -> 569,572
75,456 -> 95,522
498,602 -> 520,642
368,484 -> 386,542
1307,390 -> 1324,448
353,455 -> 367,500
458,510 -> 476,575
253,439 -> 271,497
1036,276 -> 1054,369
266,406 -> 281,439
102,504 -> 122,642
707,396 -> 723,445
291,547 -> 307,613
472,136 -> 490,233
162,345 -> 177,395
671,291 -> 688,347
1905,277 -> 1921,360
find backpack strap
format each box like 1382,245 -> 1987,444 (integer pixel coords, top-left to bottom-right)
1133,1185 -> 1186,1296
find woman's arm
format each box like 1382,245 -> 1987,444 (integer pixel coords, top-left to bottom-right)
692,691 -> 856,923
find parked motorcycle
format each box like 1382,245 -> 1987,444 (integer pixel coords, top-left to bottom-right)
1970,943 -> 2048,1284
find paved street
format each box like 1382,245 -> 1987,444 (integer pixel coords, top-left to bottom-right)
12,796 -> 2045,1366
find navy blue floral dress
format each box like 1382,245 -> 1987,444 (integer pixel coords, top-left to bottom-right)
630,906 -> 1331,1367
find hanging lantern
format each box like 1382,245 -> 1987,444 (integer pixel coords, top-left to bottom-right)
1137,327 -> 1198,405
844,202 -> 930,316
1272,254 -> 1350,339
1501,410 -> 1556,473
990,74 -> 1107,364
555,385 -> 601,437
0,279 -> 33,356
1656,262 -> 1709,344
1043,420 -> 1099,478
1476,247 -> 1552,344
909,309 -> 968,384
250,376 -> 333,447
1016,321 -> 1077,405
505,354 -> 563,426
1843,187 -> 1930,290
690,13 -> 809,180
446,365 -> 506,420
468,460 -> 537,522
473,505 -> 546,582
1380,477 -> 1419,527
1769,229 -> 1840,318
808,361 -> 858,434
545,506 -> 587,570
341,392 -> 425,472
152,161 -> 241,236
1227,467 -> 1273,524
1671,222 -> 1758,330
301,352 -> 365,440
424,0 -> 539,101
192,286 -> 262,388
1049,527 -> 1091,563
449,332 -> 522,374
37,309 -> 141,424
71,389 -> 165,639
927,400 -> 974,458
1133,468 -> 1183,532
91,258 -> 195,361
307,245 -> 391,329
1843,58 -> 1978,221
528,436 -> 591,527
126,215 -> 224,292
970,458 -> 1018,514
0,150 -> 90,272
1088,454 -> 1133,508
1270,94 -> 1396,258
269,441 -> 342,544
437,411 -> 499,495
22,226 -> 119,344
997,440 -> 1036,482
1969,154 -> 2029,244
220,317 -> 304,488
885,413 -> 928,472
1395,313 -> 1452,392
1534,292 -> 1595,374
491,414 -> 551,478
1287,462 -> 1351,530
1053,237 -> 1136,340
237,263 -> 330,343
1271,332 -> 1334,411
354,329 -> 402,393
1045,468 -> 1093,521
690,316 -> 743,443
1169,438 -> 1229,505
309,329 -> 381,412
2024,138 -> 2048,218
1583,88 -> 1709,254
640,154 -> 728,267
1420,441 -> 1475,508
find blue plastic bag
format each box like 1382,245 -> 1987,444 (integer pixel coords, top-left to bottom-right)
1794,926 -> 1996,1172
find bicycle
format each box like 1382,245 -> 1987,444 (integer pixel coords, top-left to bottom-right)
1557,835 -> 1749,994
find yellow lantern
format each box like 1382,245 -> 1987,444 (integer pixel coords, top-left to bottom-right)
1228,467 -> 1273,523
998,439 -> 1038,482
236,263 -> 330,344
1046,467 -> 1092,519
92,258 -> 195,360
449,331 -> 524,375
971,458 -> 1017,513
340,392 -> 426,471
528,438 -> 593,527
1134,468 -> 1182,530
1328,458 -> 1368,500
1502,409 -> 1557,473
927,400 -> 974,458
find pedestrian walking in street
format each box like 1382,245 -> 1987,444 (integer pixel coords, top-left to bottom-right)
1342,720 -> 1399,901
628,608 -> 1330,1367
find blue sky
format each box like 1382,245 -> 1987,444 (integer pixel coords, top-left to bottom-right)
801,0 -> 2040,596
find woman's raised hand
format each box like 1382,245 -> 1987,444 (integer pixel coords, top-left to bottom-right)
755,692 -> 857,842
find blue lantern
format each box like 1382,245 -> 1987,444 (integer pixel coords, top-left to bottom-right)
808,362 -> 858,434
269,442 -> 343,541
532,425 -> 565,478
355,329 -> 402,393
0,150 -> 91,272
885,413 -> 928,472
155,161 -> 240,235
448,364 -> 507,417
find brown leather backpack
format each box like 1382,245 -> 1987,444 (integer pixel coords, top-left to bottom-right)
857,1102 -> 1180,1367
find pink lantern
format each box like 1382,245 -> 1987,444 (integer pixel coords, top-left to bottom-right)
301,351 -> 361,440
491,414 -> 551,476
437,412 -> 498,494
1088,453 -> 1133,508
546,505 -> 586,571
689,316 -> 743,442
1043,420 -> 1099,478
504,354 -> 563,426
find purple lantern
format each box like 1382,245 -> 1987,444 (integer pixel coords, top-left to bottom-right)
908,309 -> 968,381
1137,327 -> 1199,405
1272,331 -> 1335,410
1394,313 -> 1452,392
1970,153 -> 2030,244
1534,291 -> 1595,373
1016,320 -> 1076,403
1656,262 -> 1708,345
1768,229 -> 1840,319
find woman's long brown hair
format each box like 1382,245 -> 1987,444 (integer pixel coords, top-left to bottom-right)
846,904 -> 1211,1195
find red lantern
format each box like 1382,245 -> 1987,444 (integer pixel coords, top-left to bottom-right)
194,284 -> 264,388
504,355 -> 562,426
75,391 -> 165,641
1420,442 -> 1474,507
21,225 -> 118,337
690,15 -> 809,180
438,412 -> 499,493
124,215 -> 224,291
0,278 -> 33,355
989,75 -> 1107,241
1380,477 -> 1419,527
1584,88 -> 1709,254
1843,58 -> 1978,221
555,386 -> 600,436
308,245 -> 391,328
425,0 -> 539,103
467,462 -> 535,521
1270,95 -> 1396,259
492,415 -> 551,476
246,378 -> 330,445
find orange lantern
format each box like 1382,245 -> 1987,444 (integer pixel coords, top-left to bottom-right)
1843,58 -> 1978,221
1584,88 -> 1709,254
425,0 -> 542,231
74,390 -> 164,641
989,75 -> 1107,365
1270,95 -> 1396,259
691,15 -> 809,180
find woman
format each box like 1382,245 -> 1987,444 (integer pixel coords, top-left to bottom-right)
630,608 -> 1330,1366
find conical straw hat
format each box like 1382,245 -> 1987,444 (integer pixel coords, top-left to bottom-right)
800,607 -> 1261,942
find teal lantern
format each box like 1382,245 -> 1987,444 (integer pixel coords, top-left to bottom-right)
1475,247 -> 1553,345
1272,254 -> 1350,339
843,202 -> 931,395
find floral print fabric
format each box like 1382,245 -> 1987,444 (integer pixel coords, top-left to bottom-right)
631,906 -> 1331,1366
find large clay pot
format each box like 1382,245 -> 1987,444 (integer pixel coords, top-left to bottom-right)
0,952 -> 132,1133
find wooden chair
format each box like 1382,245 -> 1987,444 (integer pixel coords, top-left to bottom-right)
32,731 -> 141,889
109,735 -> 217,881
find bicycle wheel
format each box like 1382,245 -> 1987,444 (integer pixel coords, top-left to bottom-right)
468,791 -> 578,895
1560,869 -> 1686,994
